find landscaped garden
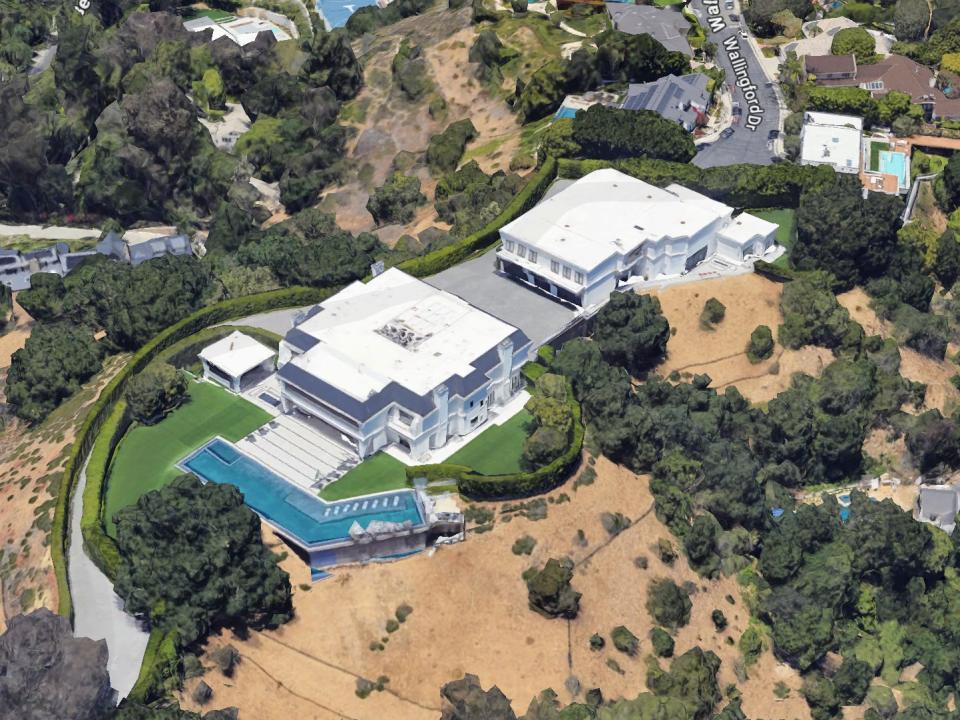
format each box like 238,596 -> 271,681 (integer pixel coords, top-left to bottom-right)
102,381 -> 271,534
446,409 -> 535,475
319,452 -> 408,501
750,207 -> 797,269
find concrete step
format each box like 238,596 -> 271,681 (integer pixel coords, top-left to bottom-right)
264,423 -> 350,470
237,437 -> 317,488
273,415 -> 356,464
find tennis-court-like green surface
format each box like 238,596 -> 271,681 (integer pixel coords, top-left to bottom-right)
103,381 -> 271,535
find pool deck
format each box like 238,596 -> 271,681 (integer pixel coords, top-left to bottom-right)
179,437 -> 429,551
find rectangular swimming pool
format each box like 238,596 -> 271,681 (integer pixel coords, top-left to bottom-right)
181,438 -> 424,546
878,150 -> 908,189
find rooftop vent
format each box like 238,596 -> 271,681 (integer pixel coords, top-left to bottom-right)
376,321 -> 430,349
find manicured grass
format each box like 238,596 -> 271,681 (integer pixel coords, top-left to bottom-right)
868,140 -> 889,172
749,208 -> 796,270
183,8 -> 235,22
447,409 -> 535,475
103,381 -> 271,535
653,0 -> 685,6
319,452 -> 409,501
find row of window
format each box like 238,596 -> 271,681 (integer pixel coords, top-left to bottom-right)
504,240 -> 584,284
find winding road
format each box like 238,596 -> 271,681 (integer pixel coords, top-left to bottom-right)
68,459 -> 150,701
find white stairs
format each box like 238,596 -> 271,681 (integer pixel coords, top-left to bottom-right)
237,414 -> 359,490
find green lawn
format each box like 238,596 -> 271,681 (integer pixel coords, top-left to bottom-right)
319,452 -> 408,501
868,140 -> 889,172
749,208 -> 796,270
183,8 -> 235,22
103,381 -> 271,535
446,409 -> 534,475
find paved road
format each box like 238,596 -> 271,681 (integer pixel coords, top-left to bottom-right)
69,459 -> 150,701
689,0 -> 781,168
226,307 -> 305,336
0,222 -> 100,240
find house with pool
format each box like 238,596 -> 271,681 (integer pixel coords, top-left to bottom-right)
276,268 -> 531,462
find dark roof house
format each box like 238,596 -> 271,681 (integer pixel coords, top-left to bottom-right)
621,73 -> 711,131
817,54 -> 960,120
96,229 -> 192,266
0,244 -> 98,291
605,3 -> 692,55
804,54 -> 857,80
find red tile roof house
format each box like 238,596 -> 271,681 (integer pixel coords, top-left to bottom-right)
814,54 -> 960,121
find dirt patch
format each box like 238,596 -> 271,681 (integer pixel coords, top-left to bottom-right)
179,457 -> 808,720
651,274 -> 832,404
838,288 -> 960,414
0,295 -> 35,370
0,354 -> 127,633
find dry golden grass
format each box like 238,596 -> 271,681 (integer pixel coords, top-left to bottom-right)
180,457 -> 808,720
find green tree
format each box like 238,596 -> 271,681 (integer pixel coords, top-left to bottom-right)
650,627 -> 675,657
830,27 -> 877,60
778,276 -> 860,351
833,656 -> 874,705
299,29 -> 363,100
747,324 -> 774,362
942,152 -> 960,210
526,557 -> 581,619
700,298 -> 726,327
522,426 -> 567,468
572,105 -> 696,163
594,293 -> 670,376
5,321 -> 103,423
426,120 -> 478,173
113,475 -> 293,645
645,647 -> 721,720
124,363 -> 188,425
646,578 -> 692,630
894,0 -> 932,40
17,272 -> 66,321
366,172 -> 426,225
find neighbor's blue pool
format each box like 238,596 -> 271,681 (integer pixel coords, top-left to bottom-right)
554,106 -> 579,122
316,0 -> 379,28
878,150 -> 908,189
181,438 -> 424,546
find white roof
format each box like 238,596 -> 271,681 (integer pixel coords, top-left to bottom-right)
200,331 -> 276,378
123,227 -> 179,245
719,212 -> 780,244
801,112 -> 863,171
290,268 -> 519,399
499,169 -> 734,271
183,15 -> 290,46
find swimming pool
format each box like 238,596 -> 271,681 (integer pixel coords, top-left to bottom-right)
554,106 -> 579,122
316,0 -> 380,28
878,150 -> 908,189
180,438 -> 424,547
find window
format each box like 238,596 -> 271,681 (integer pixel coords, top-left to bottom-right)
551,260 -> 560,274
505,240 -> 515,252
864,81 -> 883,90
574,271 -> 584,284
528,250 -> 538,264
517,245 -> 527,259
562,265 -> 572,279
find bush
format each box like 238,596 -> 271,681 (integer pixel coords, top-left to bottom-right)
833,656 -> 873,705
366,171 -> 426,225
711,609 -> 728,631
426,120 -> 478,174
646,578 -> 692,630
594,293 -> 670,376
210,645 -> 240,677
830,27 -> 876,60
526,557 -> 581,619
523,425 -> 567,469
746,325 -> 774,363
739,626 -> 763,664
651,627 -> 675,657
611,625 -> 640,655
123,363 -> 188,425
396,603 -> 413,622
700,298 -> 726,328
512,535 -> 537,555
572,105 -> 696,163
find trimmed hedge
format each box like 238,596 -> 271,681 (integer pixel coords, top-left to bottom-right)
81,401 -> 128,578
396,155 -> 558,278
556,157 -> 836,210
152,324 -> 282,373
52,154 -> 565,702
52,285 -> 334,619
127,629 -> 182,704
405,378 -> 584,500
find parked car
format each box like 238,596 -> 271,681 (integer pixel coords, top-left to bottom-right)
721,127 -> 735,139
732,103 -> 742,116
696,142 -> 712,153
740,29 -> 749,37
729,13 -> 740,20
767,129 -> 780,140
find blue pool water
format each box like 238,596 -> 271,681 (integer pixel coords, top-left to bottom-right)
878,150 -> 908,188
554,106 -> 579,122
316,0 -> 380,28
181,439 -> 424,546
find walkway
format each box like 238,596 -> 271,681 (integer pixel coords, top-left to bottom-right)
68,459 -> 150,700
0,223 -> 101,241
906,134 -> 960,152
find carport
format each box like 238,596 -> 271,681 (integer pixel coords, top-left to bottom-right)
199,330 -> 277,392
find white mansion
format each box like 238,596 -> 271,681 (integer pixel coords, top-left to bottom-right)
496,169 -> 779,308
276,268 -> 530,461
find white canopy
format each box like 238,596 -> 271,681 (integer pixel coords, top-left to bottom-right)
199,331 -> 276,379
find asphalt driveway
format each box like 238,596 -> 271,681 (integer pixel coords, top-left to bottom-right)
689,0 -> 781,168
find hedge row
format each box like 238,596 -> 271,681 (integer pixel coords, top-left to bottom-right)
396,155 -> 558,278
81,401 -> 128,578
151,324 -> 282,374
51,155 -> 564,700
52,285 -> 334,619
127,629 -> 182,704
556,157 -> 836,210
405,379 -> 584,500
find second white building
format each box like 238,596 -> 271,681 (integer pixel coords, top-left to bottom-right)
496,169 -> 779,308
